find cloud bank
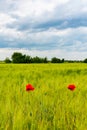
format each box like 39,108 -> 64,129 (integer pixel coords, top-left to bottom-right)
0,0 -> 87,60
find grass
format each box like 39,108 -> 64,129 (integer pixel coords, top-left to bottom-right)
0,63 -> 87,130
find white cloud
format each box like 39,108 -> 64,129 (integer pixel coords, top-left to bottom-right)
0,13 -> 16,26
10,0 -> 69,17
0,27 -> 25,41
0,0 -> 87,60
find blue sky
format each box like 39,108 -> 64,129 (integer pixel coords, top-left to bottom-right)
0,0 -> 87,60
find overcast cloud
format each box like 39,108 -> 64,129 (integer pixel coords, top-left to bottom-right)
0,0 -> 87,60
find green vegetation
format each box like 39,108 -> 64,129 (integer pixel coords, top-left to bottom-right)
4,52 -> 87,63
4,57 -> 11,63
11,52 -> 48,63
0,63 -> 87,130
4,52 -> 64,63
84,58 -> 87,63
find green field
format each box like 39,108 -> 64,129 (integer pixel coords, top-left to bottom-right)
0,63 -> 87,130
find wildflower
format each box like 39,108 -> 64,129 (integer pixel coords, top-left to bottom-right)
26,84 -> 35,91
67,84 -> 76,91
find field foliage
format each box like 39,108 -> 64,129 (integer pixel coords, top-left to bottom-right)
0,63 -> 87,130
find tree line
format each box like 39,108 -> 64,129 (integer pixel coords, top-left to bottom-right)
4,52 -> 64,63
4,52 -> 87,63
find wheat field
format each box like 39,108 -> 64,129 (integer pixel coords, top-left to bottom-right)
0,63 -> 87,130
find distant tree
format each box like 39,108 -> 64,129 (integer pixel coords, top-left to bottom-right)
25,55 -> 32,63
30,56 -> 48,63
32,56 -> 42,63
11,52 -> 64,63
4,57 -> 11,63
83,58 -> 87,63
51,57 -> 64,63
51,57 -> 61,63
61,58 -> 64,63
11,52 -> 49,63
43,57 -> 48,63
11,52 -> 25,63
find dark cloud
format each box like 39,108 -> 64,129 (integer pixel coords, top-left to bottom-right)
6,13 -> 87,33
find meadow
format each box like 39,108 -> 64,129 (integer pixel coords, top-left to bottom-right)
0,63 -> 87,130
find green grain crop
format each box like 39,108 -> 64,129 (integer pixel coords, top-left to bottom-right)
0,63 -> 87,130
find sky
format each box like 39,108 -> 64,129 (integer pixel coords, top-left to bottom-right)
0,0 -> 87,60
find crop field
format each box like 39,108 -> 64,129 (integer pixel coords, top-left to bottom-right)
0,63 -> 87,130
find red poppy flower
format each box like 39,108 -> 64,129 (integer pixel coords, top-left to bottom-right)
67,84 -> 76,91
26,84 -> 35,91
